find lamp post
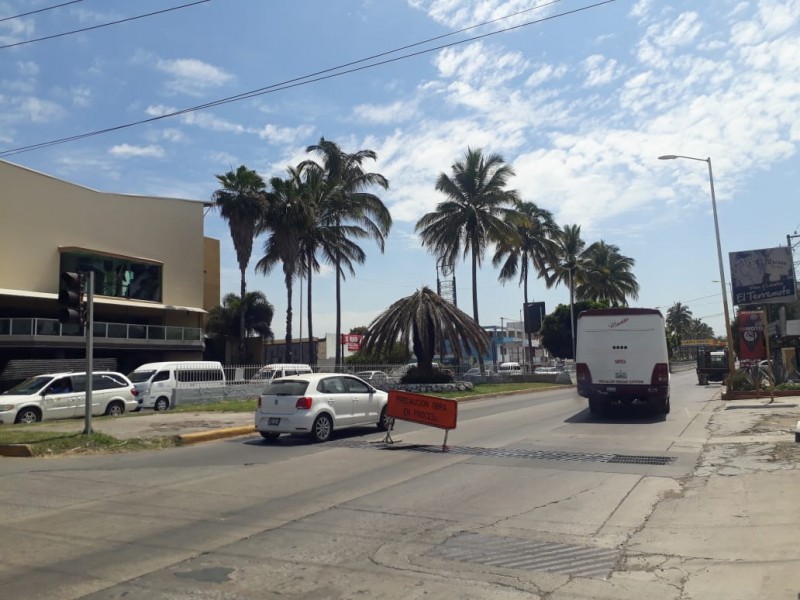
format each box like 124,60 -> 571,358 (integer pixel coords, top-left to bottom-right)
658,154 -> 737,392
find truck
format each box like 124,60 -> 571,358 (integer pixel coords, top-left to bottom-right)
575,308 -> 670,416
696,348 -> 728,385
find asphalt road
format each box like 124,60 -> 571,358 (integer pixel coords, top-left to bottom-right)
0,371 -> 720,599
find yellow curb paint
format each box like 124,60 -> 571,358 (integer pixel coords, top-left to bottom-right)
177,425 -> 256,445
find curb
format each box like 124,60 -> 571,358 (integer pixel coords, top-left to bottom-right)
177,425 -> 256,445
0,444 -> 34,457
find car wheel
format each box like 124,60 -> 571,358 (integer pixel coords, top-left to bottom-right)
662,397 -> 671,415
310,414 -> 333,443
260,431 -> 280,441
154,397 -> 170,411
15,407 -> 40,424
104,401 -> 125,417
377,406 -> 394,431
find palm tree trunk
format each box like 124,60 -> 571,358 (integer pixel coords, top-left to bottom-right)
472,247 -> 486,374
335,253 -> 342,370
285,274 -> 293,363
239,268 -> 247,362
307,249 -> 314,366
523,262 -> 532,368
569,269 -> 575,360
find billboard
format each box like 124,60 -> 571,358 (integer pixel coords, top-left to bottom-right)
524,301 -> 546,334
340,334 -> 363,352
737,310 -> 766,362
729,246 -> 796,306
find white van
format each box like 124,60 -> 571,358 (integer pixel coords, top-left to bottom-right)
128,361 -> 225,411
0,371 -> 138,424
575,308 -> 670,415
498,362 -> 523,376
251,363 -> 313,383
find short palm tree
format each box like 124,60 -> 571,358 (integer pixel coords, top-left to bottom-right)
577,240 -> 640,306
362,287 -> 490,372
416,147 -> 521,327
212,165 -> 268,360
206,291 -> 274,339
667,302 -> 693,338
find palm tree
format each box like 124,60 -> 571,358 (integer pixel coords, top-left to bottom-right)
206,291 -> 274,339
362,287 -> 490,373
544,224 -> 587,358
416,147 -> 520,371
255,171 -> 313,362
666,302 -> 693,338
577,240 -> 640,306
304,138 -> 392,368
212,165 -> 268,360
686,318 -> 714,339
492,200 -> 559,363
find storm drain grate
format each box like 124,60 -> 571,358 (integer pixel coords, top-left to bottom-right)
430,532 -> 620,579
331,441 -> 675,466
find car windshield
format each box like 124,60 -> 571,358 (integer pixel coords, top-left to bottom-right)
128,370 -> 156,383
3,376 -> 52,395
263,380 -> 309,396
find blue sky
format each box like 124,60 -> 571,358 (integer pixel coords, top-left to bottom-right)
1,0 -> 798,340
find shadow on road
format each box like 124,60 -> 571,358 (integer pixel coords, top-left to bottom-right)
241,425 -> 384,447
564,406 -> 667,425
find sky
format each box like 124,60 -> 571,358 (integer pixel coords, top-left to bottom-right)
1,0 -> 799,341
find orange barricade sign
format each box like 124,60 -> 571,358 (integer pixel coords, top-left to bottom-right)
387,390 -> 457,430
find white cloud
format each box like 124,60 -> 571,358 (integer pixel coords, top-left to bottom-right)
353,99 -> 418,123
155,58 -> 234,96
109,144 -> 166,158
72,86 -> 91,108
583,54 -> 622,87
409,0 -> 558,30
19,97 -> 65,122
16,61 -> 38,77
256,123 -> 315,145
525,63 -> 567,87
0,17 -> 34,45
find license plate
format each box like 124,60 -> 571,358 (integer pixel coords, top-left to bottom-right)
268,417 -> 280,426
607,386 -> 616,392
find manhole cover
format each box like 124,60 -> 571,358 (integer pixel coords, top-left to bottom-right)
430,532 -> 619,579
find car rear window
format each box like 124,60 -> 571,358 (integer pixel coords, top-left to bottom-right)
263,380 -> 309,396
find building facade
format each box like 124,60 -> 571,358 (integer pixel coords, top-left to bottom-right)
0,160 -> 219,386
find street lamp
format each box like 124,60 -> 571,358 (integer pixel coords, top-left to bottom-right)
658,154 -> 737,392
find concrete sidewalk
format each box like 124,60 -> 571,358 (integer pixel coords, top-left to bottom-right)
615,397 -> 800,599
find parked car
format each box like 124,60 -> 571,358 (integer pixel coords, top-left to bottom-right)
251,363 -> 313,383
0,371 -> 138,424
128,361 -> 225,411
255,373 -> 393,443
355,370 -> 390,384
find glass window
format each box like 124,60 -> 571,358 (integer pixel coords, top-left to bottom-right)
343,377 -> 370,393
153,370 -> 170,382
264,380 -> 310,396
128,370 -> 155,383
60,251 -> 162,302
46,377 -> 74,395
71,375 -> 86,393
93,374 -> 124,390
319,377 -> 346,394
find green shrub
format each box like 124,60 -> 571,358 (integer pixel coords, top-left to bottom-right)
775,382 -> 800,391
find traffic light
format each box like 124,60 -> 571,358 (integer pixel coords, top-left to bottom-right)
58,271 -> 85,325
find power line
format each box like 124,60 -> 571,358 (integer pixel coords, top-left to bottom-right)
0,0 -> 84,22
0,0 -> 615,157
0,0 -> 210,50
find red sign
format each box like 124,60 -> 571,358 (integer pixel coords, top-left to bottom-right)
387,390 -> 458,430
340,334 -> 363,351
738,310 -> 766,362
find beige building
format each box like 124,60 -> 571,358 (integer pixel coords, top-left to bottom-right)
0,159 -> 219,385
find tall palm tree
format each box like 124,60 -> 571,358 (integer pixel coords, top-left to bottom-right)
577,240 -> 640,306
304,138 -> 392,369
362,287 -> 490,372
212,165 -> 267,360
416,147 -> 520,330
666,302 -> 693,338
544,224 -> 587,359
255,171 -> 313,362
492,200 -> 559,363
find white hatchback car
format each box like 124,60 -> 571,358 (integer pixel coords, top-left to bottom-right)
255,373 -> 392,442
0,371 -> 139,425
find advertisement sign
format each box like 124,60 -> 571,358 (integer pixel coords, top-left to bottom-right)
729,246 -> 796,306
737,311 -> 767,362
340,334 -> 363,351
387,390 -> 457,430
524,301 -> 546,334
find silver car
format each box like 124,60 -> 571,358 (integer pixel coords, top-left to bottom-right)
255,373 -> 393,443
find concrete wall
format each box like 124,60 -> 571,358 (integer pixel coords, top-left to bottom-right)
0,160 -> 207,309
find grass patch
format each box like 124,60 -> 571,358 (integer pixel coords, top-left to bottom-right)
432,382 -> 565,399
171,398 -> 257,413
0,429 -> 177,456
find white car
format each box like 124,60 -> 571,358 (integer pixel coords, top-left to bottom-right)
0,371 -> 139,425
255,373 -> 393,443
